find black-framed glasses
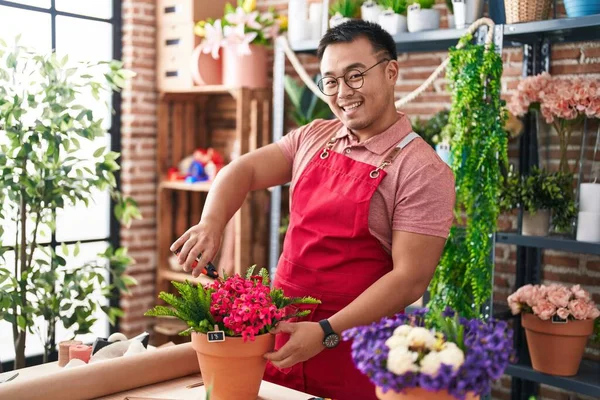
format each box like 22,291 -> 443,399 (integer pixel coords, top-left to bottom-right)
317,59 -> 390,96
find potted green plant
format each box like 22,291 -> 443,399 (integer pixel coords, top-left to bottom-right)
284,74 -> 333,127
330,0 -> 362,28
378,0 -> 408,35
0,39 -> 141,369
406,0 -> 440,32
145,266 -> 320,400
499,166 -> 577,236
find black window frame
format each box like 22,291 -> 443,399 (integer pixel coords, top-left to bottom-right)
0,0 -> 123,371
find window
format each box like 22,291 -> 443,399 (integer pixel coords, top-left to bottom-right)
0,0 -> 121,364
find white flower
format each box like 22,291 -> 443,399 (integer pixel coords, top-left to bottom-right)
225,7 -> 262,30
420,351 -> 443,376
385,335 -> 410,350
406,327 -> 437,349
393,325 -> 412,337
200,19 -> 225,60
387,347 -> 419,375
438,343 -> 465,371
223,24 -> 258,55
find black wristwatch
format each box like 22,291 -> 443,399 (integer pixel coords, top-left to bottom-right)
319,319 -> 340,349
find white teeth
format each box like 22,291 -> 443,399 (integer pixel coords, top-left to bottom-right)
342,102 -> 362,111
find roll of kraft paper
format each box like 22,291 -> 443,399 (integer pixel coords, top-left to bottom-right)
0,343 -> 200,400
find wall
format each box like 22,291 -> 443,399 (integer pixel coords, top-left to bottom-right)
119,0 -> 158,336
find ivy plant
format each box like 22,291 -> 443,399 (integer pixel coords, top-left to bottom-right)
427,34 -> 508,319
0,39 -> 141,368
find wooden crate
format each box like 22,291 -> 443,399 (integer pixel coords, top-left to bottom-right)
153,87 -> 272,342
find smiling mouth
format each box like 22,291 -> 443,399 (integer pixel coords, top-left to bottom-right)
340,101 -> 363,112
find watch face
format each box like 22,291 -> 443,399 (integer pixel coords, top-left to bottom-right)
324,333 -> 340,348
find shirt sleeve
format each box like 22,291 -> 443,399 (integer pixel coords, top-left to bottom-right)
392,163 -> 456,238
276,123 -> 310,164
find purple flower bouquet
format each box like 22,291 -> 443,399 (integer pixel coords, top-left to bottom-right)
343,308 -> 513,400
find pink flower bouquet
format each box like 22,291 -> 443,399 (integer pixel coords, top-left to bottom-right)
145,266 -> 320,342
508,283 -> 600,322
508,72 -> 600,173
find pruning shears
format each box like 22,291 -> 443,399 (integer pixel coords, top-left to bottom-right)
173,247 -> 219,279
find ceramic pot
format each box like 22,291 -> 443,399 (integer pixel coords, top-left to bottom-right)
191,332 -> 275,400
361,1 -> 383,23
222,44 -> 268,89
376,386 -> 479,400
407,6 -> 440,33
329,13 -> 351,28
378,11 -> 407,36
576,211 -> 600,242
522,313 -> 594,376
190,45 -> 222,86
522,210 -> 550,236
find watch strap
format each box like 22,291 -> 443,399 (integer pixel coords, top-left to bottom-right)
319,319 -> 335,336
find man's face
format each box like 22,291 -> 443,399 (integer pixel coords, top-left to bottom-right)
319,37 -> 394,132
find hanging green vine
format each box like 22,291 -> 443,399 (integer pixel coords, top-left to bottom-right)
427,34 -> 508,319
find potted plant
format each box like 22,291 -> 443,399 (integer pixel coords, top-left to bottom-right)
406,0 -> 440,33
194,0 -> 286,88
508,283 -> 600,376
361,0 -> 384,23
378,0 -> 408,36
499,166 -> 577,236
329,0 -> 362,28
343,308 -> 513,399
411,110 -> 453,164
284,74 -> 333,127
145,266 -> 320,400
0,40 -> 141,369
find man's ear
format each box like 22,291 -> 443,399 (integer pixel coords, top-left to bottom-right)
386,59 -> 400,83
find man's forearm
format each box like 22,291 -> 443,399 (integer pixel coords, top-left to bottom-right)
327,269 -> 427,334
200,160 -> 253,231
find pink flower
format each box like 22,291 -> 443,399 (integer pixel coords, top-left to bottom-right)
224,23 -> 258,55
532,299 -> 556,320
570,284 -> 591,301
556,307 -> 570,320
200,19 -> 225,59
587,307 -> 600,320
225,7 -> 262,30
569,299 -> 593,320
546,284 -> 572,308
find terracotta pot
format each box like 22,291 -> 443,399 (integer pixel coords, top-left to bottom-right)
522,210 -> 550,236
222,44 -> 268,89
190,45 -> 222,86
522,313 -> 594,376
376,386 -> 479,400
191,332 -> 275,400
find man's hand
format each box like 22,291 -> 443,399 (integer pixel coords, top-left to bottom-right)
170,218 -> 224,277
263,321 -> 325,369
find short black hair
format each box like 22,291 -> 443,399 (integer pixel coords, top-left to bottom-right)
317,20 -> 398,62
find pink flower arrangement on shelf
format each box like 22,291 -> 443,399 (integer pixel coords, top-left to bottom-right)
508,72 -> 600,124
508,283 -> 600,321
194,0 -> 286,59
507,72 -> 600,173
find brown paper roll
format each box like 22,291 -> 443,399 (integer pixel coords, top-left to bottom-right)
0,342 -> 200,400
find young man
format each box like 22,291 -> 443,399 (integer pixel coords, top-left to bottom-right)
171,20 -> 455,399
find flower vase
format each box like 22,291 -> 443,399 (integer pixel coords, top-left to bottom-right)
190,45 -> 222,86
522,210 -> 550,236
222,44 -> 268,89
521,313 -> 594,376
376,386 -> 479,400
191,332 -> 275,400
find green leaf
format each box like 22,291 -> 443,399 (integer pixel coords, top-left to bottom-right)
61,242 -> 69,256
17,315 -> 27,330
93,146 -> 106,157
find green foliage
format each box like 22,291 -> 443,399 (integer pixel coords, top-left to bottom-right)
445,0 -> 454,14
330,0 -> 363,18
0,38 -> 140,367
427,35 -> 508,320
411,109 -> 450,148
145,267 -> 321,336
592,318 -> 600,344
379,0 -> 408,15
499,166 -> 577,233
407,0 -> 435,9
284,75 -> 333,127
427,311 -> 466,352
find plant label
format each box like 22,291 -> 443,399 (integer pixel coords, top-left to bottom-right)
551,315 -> 568,324
207,325 -> 225,342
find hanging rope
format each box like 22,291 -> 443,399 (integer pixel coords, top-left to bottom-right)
278,17 -> 497,108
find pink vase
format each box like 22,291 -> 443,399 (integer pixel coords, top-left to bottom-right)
190,45 -> 222,86
222,44 -> 268,89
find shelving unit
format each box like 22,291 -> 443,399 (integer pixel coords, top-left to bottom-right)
154,86 -> 272,343
268,9 -> 600,400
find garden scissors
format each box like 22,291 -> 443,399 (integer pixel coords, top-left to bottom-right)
173,247 -> 219,279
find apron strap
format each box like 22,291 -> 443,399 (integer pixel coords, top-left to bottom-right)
369,131 -> 420,179
319,136 -> 338,159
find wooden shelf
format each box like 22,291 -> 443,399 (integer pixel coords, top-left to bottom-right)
159,85 -> 270,100
159,180 -> 212,192
158,269 -> 214,287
